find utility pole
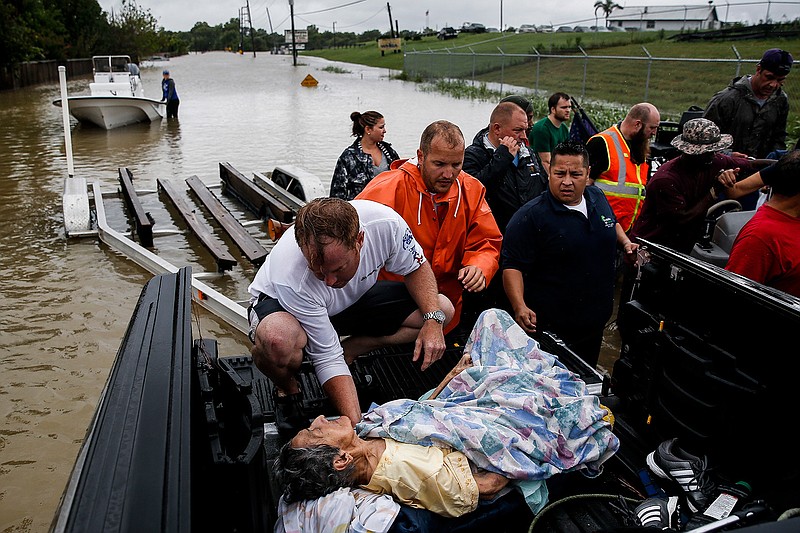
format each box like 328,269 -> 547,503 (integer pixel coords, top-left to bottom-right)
289,0 -> 297,66
333,21 -> 337,48
266,7 -> 274,52
246,0 -> 256,57
387,2 -> 395,37
238,7 -> 244,53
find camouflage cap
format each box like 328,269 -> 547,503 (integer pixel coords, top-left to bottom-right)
671,118 -> 733,155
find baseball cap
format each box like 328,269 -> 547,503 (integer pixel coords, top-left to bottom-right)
162,69 -> 170,75
758,48 -> 793,76
500,94 -> 534,116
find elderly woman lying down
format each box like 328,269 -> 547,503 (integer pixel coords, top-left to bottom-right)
274,308 -> 619,520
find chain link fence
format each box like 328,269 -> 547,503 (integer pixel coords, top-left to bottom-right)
404,47 -> 799,136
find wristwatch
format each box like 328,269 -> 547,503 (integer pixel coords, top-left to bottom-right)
422,309 -> 446,325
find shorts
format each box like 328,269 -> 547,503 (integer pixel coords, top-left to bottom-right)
248,281 -> 418,343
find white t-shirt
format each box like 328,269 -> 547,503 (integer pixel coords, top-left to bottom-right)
248,200 -> 427,384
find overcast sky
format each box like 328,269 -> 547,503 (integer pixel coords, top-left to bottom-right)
97,0 -> 797,34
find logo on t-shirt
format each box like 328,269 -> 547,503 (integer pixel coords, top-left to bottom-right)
600,214 -> 615,228
402,228 -> 425,264
359,264 -> 383,282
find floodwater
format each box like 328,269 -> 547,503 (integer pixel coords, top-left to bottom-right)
0,50 -> 507,531
0,51 -> 622,531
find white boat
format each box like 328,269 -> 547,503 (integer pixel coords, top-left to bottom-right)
54,55 -> 165,130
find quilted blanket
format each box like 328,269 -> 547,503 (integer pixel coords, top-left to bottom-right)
356,308 -> 619,514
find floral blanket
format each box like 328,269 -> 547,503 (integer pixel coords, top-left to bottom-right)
356,308 -> 620,514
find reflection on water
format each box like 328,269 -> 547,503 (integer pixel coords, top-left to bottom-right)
0,51 -> 505,531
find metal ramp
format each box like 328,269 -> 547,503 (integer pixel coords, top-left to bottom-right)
61,162 -> 326,335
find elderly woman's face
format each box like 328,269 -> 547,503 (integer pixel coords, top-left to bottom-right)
292,415 -> 355,449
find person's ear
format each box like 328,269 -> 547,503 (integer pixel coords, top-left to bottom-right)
333,451 -> 353,471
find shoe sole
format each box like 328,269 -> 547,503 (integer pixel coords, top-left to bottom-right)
646,451 -> 702,513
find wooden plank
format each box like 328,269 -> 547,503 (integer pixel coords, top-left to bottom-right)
157,178 -> 237,272
118,167 -> 154,247
253,172 -> 305,213
185,175 -> 268,266
218,162 -> 294,223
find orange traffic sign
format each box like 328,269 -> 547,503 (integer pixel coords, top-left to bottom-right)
301,74 -> 318,87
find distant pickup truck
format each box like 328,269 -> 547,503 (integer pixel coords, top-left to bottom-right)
437,26 -> 458,40
460,22 -> 487,33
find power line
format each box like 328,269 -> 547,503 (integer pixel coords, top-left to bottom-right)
296,0 -> 367,16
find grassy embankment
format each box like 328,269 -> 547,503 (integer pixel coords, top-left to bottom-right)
304,32 -> 800,143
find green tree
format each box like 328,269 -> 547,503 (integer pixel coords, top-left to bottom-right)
189,21 -> 214,52
102,0 -> 160,62
56,0 -> 107,57
594,0 -> 623,29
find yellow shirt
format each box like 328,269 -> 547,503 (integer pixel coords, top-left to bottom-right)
361,439 -> 479,518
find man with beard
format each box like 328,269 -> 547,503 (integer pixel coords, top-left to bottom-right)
586,103 -> 661,233
530,92 -> 571,175
357,120 -> 502,334
630,118 -> 767,255
502,141 -> 638,369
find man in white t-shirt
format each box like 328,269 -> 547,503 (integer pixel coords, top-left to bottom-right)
248,198 -> 454,436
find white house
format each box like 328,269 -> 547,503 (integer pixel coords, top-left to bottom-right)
606,5 -> 720,31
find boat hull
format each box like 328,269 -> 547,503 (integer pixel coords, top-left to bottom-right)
54,96 -> 165,130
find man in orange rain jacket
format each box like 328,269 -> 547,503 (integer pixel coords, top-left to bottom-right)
357,120 -> 502,334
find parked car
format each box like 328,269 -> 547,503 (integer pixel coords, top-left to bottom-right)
460,22 -> 486,33
517,24 -> 537,33
608,25 -> 626,32
486,27 -> 500,33
437,27 -> 458,40
590,25 -> 611,32
573,25 -> 589,32
538,24 -> 554,32
556,25 -> 573,32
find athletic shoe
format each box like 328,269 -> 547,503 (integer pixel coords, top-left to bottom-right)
634,496 -> 680,529
646,438 -> 717,513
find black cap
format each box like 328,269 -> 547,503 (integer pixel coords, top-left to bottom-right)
758,48 -> 793,76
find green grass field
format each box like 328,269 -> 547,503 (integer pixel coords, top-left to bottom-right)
304,31 -> 800,145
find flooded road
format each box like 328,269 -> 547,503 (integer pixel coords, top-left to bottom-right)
0,51 -> 510,531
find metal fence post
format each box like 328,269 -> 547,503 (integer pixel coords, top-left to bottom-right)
533,47 -> 541,97
446,47 -> 452,80
732,45 -> 742,77
497,46 -> 505,93
642,46 -> 653,101
469,46 -> 476,86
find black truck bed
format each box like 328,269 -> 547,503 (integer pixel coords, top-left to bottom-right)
52,251 -> 800,532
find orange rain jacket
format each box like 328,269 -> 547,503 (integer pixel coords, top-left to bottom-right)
356,159 -> 502,332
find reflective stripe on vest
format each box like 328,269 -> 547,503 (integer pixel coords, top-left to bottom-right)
594,125 -> 647,231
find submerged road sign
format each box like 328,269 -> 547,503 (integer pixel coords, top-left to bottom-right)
301,74 -> 318,87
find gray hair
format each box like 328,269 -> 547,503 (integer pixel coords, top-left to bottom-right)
274,442 -> 357,503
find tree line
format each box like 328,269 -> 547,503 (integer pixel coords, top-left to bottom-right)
1,0 -> 400,70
